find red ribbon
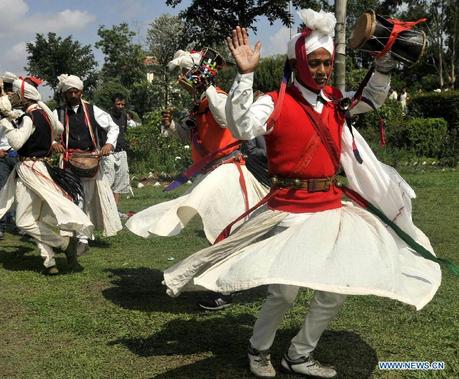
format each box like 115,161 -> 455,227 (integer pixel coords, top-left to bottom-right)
374,17 -> 427,58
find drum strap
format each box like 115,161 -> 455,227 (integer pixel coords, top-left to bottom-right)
375,17 -> 427,58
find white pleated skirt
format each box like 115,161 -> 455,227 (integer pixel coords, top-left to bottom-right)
126,163 -> 269,244
164,202 -> 441,310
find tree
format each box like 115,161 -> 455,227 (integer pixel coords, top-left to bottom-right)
146,14 -> 188,110
166,0 -> 327,46
92,80 -> 130,112
95,23 -> 146,87
334,0 -> 347,91
25,33 -> 97,91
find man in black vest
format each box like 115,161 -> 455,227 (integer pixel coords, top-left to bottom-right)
52,74 -> 122,254
101,93 -> 131,220
0,76 -> 93,274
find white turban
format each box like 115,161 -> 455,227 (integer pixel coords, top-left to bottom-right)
1,71 -> 19,84
167,50 -> 202,71
12,79 -> 41,101
287,9 -> 336,59
7,77 -> 58,129
57,74 -> 84,93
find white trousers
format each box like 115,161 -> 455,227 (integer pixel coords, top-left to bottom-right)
15,180 -> 69,267
249,223 -> 346,358
250,284 -> 346,358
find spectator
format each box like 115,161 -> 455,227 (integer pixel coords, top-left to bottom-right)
399,88 -> 409,113
101,93 -> 132,220
388,88 -> 398,101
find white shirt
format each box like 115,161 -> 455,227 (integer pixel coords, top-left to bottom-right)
225,71 -> 391,140
0,126 -> 11,151
52,103 -> 119,148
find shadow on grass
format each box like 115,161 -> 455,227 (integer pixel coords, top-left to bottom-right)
89,238 -> 111,248
0,244 -> 41,272
0,244 -> 83,274
103,267 -> 201,314
113,315 -> 377,378
102,268 -> 268,314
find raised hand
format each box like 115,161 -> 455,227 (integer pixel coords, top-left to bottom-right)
226,26 -> 261,74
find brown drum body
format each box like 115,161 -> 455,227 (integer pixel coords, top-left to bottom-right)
68,152 -> 100,178
349,10 -> 427,66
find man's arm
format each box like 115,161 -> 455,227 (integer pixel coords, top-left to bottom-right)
225,27 -> 274,140
226,73 -> 274,140
93,105 -> 119,155
0,117 -> 35,150
347,71 -> 391,116
206,86 -> 228,128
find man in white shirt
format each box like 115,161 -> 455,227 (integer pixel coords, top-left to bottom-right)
52,74 -> 122,254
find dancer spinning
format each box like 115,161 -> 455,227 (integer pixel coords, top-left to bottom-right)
163,9 -> 444,378
0,75 -> 93,274
126,48 -> 268,244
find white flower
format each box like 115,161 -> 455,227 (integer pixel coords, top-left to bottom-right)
184,145 -> 190,150
175,156 -> 182,160
137,182 -> 145,188
153,181 -> 161,187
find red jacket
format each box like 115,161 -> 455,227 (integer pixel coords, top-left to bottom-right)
265,86 -> 345,213
191,89 -> 239,163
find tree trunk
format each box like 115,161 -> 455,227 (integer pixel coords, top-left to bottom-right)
334,0 -> 347,92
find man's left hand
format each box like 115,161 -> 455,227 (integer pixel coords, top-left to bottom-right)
100,144 -> 113,156
0,149 -> 7,158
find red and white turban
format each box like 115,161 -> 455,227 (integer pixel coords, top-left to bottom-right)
287,9 -> 336,58
57,74 -> 84,93
285,9 -> 336,92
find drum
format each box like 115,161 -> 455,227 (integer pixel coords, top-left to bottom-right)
67,151 -> 100,178
349,10 -> 427,66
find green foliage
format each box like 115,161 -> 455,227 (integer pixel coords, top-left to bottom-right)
25,32 -> 97,91
166,0 -> 328,46
92,80 -> 130,112
95,23 -> 146,87
254,55 -> 286,93
410,91 -> 459,160
353,97 -> 405,131
145,15 -> 190,114
388,118 -> 449,157
126,111 -> 192,175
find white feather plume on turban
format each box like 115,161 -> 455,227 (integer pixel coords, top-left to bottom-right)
56,74 -> 84,93
167,50 -> 202,71
287,9 -> 336,59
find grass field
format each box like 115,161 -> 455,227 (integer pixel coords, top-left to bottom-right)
0,170 -> 458,378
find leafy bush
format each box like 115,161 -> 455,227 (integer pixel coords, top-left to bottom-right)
409,90 -> 459,163
353,97 -> 404,131
387,118 -> 448,157
126,111 -> 192,176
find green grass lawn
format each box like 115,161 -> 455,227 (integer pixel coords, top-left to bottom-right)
0,170 -> 458,378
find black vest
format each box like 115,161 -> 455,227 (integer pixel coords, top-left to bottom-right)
109,110 -> 127,151
17,109 -> 52,157
57,102 -> 102,151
